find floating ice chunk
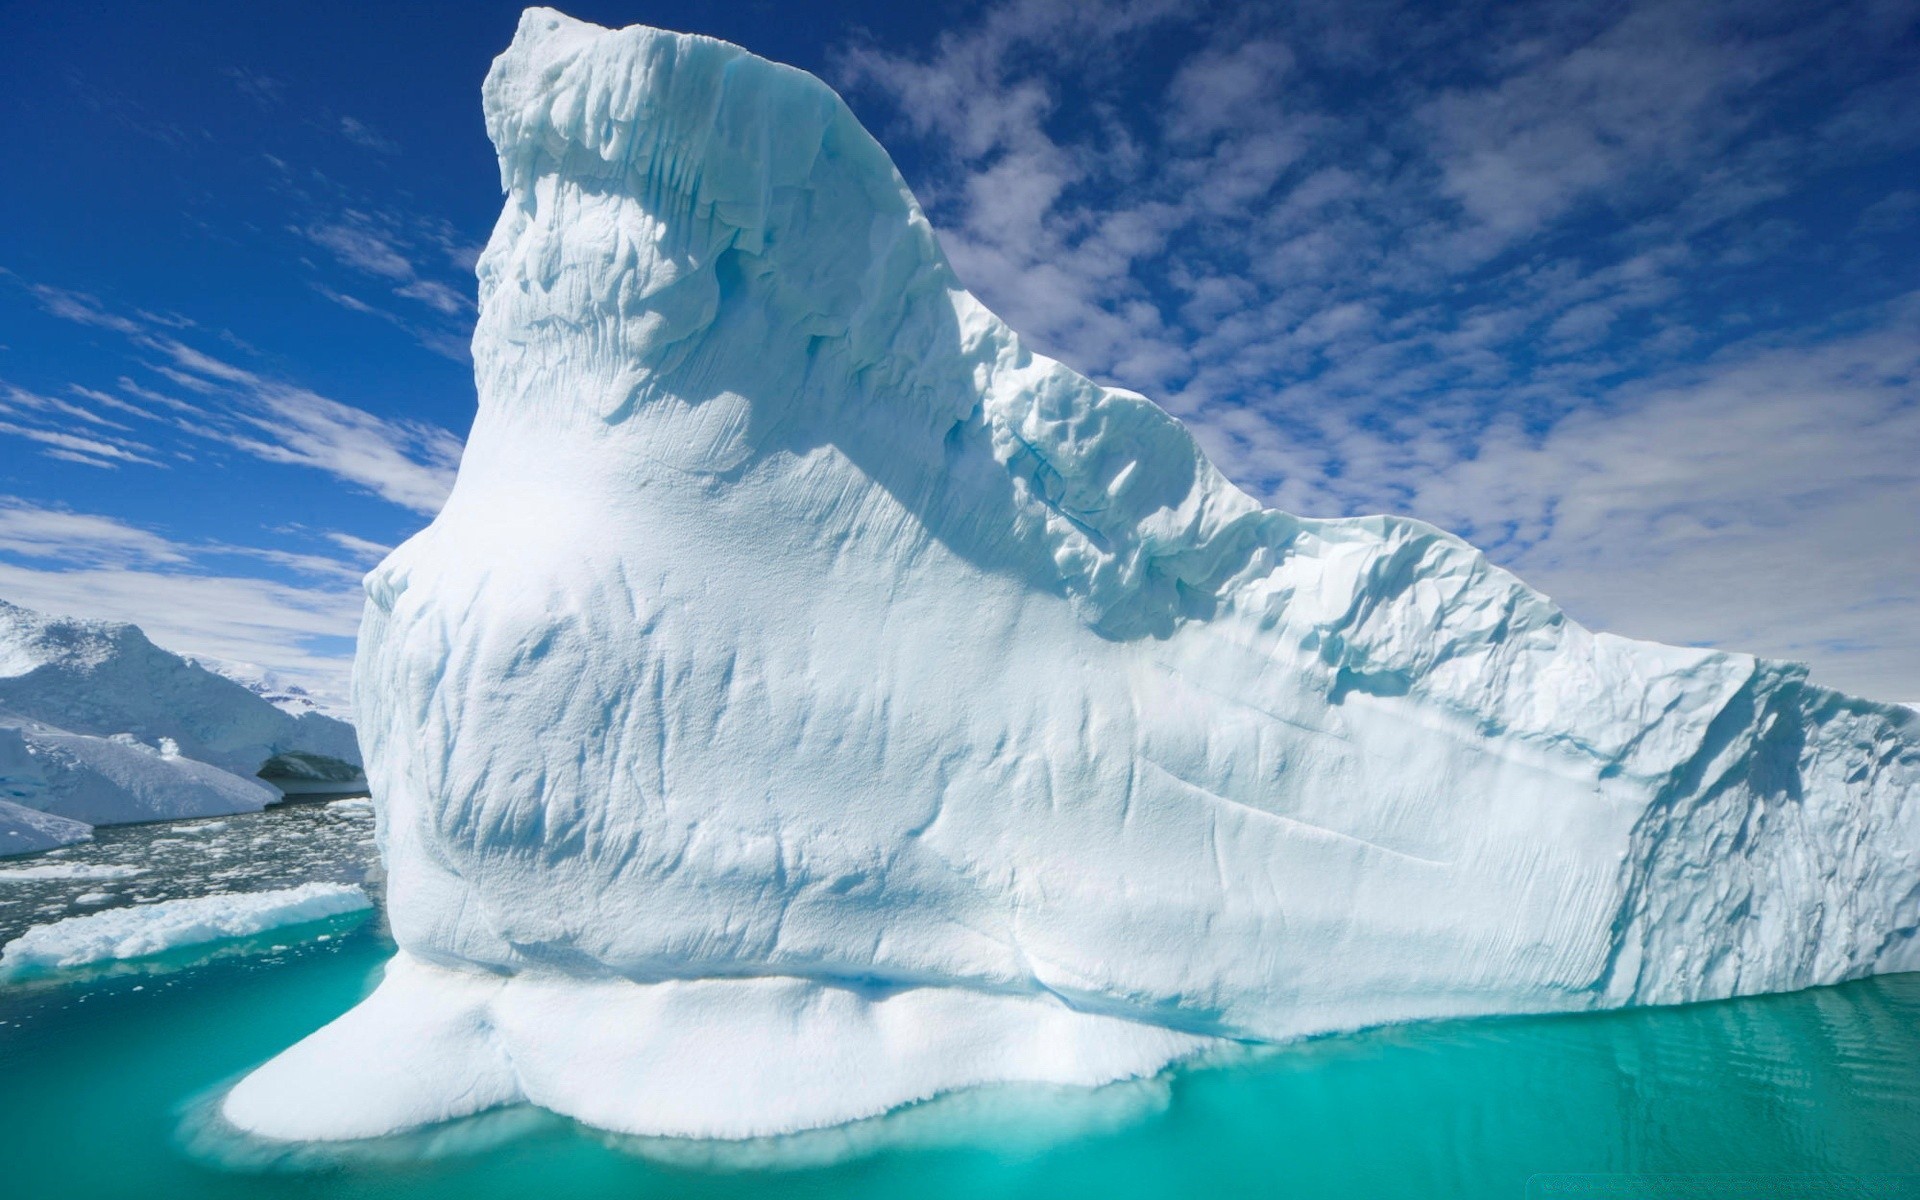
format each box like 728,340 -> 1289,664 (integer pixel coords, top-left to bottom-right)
0,862 -> 142,882
0,883 -> 371,982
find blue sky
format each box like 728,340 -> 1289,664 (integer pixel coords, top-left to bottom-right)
0,0 -> 1915,707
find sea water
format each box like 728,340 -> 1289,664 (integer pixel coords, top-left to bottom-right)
2,803 -> 1918,1200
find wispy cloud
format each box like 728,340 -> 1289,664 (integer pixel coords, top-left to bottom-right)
142,336 -> 461,514
337,115 -> 399,155
292,202 -> 476,356
24,284 -> 144,335
0,417 -> 163,469
0,497 -> 368,707
324,531 -> 393,562
0,497 -> 187,564
227,66 -> 285,109
304,220 -> 414,279
5,280 -> 463,513
842,0 -> 1920,699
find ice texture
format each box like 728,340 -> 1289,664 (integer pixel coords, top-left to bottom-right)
0,862 -> 141,882
184,654 -> 342,720
0,799 -> 90,855
226,9 -> 1920,1142
0,882 -> 370,981
0,599 -> 364,835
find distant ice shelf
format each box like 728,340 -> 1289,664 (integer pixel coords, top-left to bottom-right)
225,7 -> 1920,1144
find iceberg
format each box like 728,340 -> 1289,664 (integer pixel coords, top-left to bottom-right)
0,882 -> 371,983
0,599 -> 365,841
0,726 -> 88,852
226,9 -> 1920,1142
0,861 -> 141,882
0,799 -> 90,855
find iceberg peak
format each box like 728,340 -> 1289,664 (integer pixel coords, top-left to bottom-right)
226,9 -> 1920,1144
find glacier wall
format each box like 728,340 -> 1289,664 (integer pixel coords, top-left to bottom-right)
226,8 -> 1920,1142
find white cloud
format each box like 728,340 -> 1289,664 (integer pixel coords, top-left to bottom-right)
1417,315 -> 1920,700
338,115 -> 400,155
145,338 -> 461,514
293,203 -> 478,353
1163,39 -> 1294,145
841,0 -> 1920,700
394,279 -> 472,315
304,221 -> 413,280
0,561 -> 361,710
7,288 -> 464,515
25,284 -> 144,335
1222,302 -> 1920,700
0,497 -> 187,565
0,498 -> 371,707
325,531 -> 393,561
1416,2 -> 1791,256
0,419 -> 162,469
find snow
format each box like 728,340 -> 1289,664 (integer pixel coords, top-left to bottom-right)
226,9 -> 1920,1144
14,718 -> 280,825
184,654 -> 346,721
0,599 -> 365,832
0,799 -> 90,855
227,951 -> 1208,1141
0,883 -> 371,982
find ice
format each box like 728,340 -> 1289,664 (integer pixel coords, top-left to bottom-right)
183,654 -> 344,720
225,9 -> 1920,1143
224,951 -> 1206,1141
0,862 -> 142,882
0,800 -> 90,856
0,599 -> 366,836
0,882 -> 371,982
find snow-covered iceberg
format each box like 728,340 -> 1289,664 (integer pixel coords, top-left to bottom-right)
0,798 -> 90,855
0,599 -> 365,844
226,9 -> 1920,1142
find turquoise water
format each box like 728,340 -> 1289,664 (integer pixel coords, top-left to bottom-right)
4,929 -> 1918,1199
4,806 -> 1919,1199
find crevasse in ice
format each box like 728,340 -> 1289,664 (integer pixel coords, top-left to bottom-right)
223,8 -> 1920,1142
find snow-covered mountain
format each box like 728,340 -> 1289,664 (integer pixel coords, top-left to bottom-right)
0,599 -> 364,852
225,10 -> 1920,1144
183,655 -> 343,720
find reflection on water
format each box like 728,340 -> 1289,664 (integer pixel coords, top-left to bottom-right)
1,799 -> 1917,1198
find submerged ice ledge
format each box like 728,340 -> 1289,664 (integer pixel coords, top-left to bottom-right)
225,8 -> 1920,1143
224,952 -> 1209,1141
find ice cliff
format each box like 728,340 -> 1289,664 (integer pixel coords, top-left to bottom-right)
226,9 -> 1920,1142
0,599 -> 364,850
